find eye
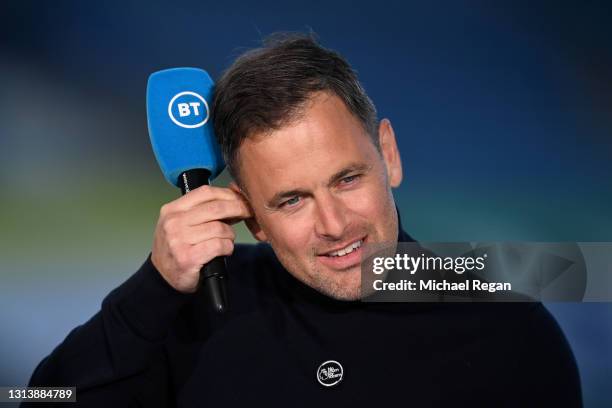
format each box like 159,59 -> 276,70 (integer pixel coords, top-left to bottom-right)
280,196 -> 301,208
340,174 -> 359,185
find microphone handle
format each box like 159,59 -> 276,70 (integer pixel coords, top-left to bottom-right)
179,169 -> 228,313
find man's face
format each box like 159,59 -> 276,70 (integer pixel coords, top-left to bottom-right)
238,91 -> 402,300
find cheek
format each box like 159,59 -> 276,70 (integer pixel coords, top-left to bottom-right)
265,215 -> 314,254
344,180 -> 392,218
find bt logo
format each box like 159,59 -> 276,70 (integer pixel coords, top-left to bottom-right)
167,91 -> 210,129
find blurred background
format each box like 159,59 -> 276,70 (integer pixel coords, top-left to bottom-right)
0,0 -> 610,405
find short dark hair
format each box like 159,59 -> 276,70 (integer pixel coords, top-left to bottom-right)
212,32 -> 379,186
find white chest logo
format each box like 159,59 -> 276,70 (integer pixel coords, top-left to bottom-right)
317,360 -> 344,387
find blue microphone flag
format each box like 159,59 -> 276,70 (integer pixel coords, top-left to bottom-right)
146,68 -> 225,187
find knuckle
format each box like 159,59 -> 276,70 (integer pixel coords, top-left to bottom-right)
167,236 -> 181,251
174,251 -> 187,268
210,238 -> 225,254
233,200 -> 248,218
198,239 -> 234,265
216,238 -> 233,255
159,203 -> 172,217
207,238 -> 232,257
174,249 -> 193,269
207,200 -> 221,215
162,214 -> 179,234
159,204 -> 167,217
210,221 -> 227,236
194,185 -> 213,199
197,184 -> 211,194
205,221 -> 220,236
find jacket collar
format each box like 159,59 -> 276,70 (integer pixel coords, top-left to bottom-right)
397,206 -> 415,244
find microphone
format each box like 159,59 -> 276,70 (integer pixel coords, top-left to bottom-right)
146,67 -> 228,313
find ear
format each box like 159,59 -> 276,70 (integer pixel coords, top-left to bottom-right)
228,182 -> 268,242
378,119 -> 403,187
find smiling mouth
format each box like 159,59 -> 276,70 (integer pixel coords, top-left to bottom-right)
320,236 -> 367,258
326,240 -> 363,257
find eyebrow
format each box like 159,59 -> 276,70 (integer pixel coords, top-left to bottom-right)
265,162 -> 371,208
328,162 -> 371,185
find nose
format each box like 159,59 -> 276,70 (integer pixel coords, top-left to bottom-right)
313,192 -> 349,240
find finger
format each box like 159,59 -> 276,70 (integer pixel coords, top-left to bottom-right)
228,181 -> 243,195
189,238 -> 235,265
184,198 -> 253,226
181,221 -> 236,245
228,182 -> 256,225
165,185 -> 243,213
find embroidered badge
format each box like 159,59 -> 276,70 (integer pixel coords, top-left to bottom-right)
317,360 -> 344,387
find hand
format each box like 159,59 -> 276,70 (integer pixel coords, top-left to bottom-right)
151,184 -> 252,293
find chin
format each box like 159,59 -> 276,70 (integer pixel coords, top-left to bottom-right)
325,289 -> 362,301
311,271 -> 363,301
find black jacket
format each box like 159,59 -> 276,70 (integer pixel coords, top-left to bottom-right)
26,225 -> 582,407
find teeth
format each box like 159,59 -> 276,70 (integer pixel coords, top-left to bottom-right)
328,240 -> 362,257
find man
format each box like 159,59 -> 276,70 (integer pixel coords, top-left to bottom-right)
26,34 -> 581,407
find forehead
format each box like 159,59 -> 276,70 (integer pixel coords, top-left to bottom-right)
237,92 -> 379,201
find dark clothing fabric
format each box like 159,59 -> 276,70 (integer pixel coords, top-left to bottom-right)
26,226 -> 582,407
